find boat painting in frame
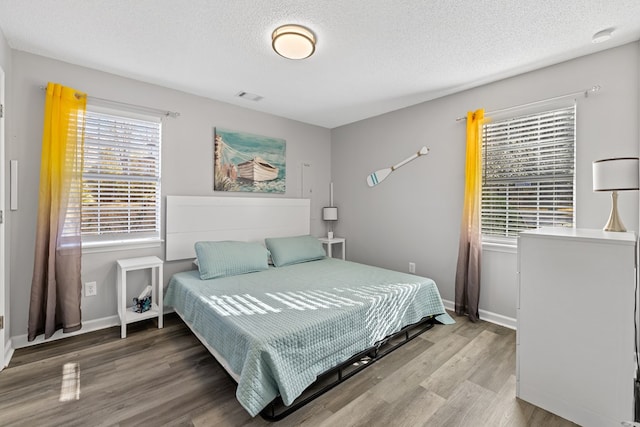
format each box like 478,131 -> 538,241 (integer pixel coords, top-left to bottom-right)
214,127 -> 286,193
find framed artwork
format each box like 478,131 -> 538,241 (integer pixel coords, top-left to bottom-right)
213,128 -> 286,193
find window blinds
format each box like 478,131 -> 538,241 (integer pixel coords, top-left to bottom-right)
481,105 -> 576,240
81,108 -> 161,244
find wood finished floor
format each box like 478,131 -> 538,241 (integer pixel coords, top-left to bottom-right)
0,312 -> 578,427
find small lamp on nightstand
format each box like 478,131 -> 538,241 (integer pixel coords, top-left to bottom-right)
323,207 -> 338,239
323,182 -> 338,239
592,157 -> 639,232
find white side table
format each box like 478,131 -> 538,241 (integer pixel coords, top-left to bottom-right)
318,237 -> 346,260
116,256 -> 164,338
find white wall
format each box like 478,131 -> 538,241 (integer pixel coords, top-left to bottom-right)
331,42 -> 640,325
8,51 -> 332,340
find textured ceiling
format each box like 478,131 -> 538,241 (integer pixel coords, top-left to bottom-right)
0,0 -> 639,128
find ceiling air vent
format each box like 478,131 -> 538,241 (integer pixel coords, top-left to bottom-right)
236,91 -> 263,102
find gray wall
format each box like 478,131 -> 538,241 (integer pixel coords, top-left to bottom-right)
8,51 -> 331,338
331,42 -> 640,323
0,28 -> 11,353
5,42 -> 640,339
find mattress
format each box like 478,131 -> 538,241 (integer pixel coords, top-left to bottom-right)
164,257 -> 453,416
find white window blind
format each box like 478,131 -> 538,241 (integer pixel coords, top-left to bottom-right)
481,105 -> 576,241
81,107 -> 161,246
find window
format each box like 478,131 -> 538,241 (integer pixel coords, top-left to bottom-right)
481,105 -> 576,242
80,106 -> 162,247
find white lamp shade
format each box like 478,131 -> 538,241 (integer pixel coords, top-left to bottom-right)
593,157 -> 639,191
323,207 -> 338,221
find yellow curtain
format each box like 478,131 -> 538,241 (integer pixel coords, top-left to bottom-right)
28,83 -> 86,341
454,109 -> 484,322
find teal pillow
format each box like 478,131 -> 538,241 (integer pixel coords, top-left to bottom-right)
194,241 -> 270,280
265,235 -> 326,267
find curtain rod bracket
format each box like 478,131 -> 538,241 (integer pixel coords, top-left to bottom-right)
584,85 -> 601,97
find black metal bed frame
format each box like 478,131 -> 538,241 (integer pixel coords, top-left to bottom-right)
258,315 -> 437,421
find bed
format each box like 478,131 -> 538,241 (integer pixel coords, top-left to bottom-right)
164,196 -> 453,419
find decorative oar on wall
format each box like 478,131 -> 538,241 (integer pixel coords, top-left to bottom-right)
366,146 -> 430,187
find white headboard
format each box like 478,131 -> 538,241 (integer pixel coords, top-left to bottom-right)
165,196 -> 311,261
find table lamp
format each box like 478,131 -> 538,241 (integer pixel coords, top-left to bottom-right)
323,207 -> 338,239
323,182 -> 338,239
592,157 -> 639,232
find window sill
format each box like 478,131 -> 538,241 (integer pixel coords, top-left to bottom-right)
82,239 -> 162,254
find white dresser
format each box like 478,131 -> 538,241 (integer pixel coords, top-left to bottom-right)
517,227 -> 637,427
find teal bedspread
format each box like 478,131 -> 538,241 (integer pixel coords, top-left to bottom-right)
164,258 -> 453,416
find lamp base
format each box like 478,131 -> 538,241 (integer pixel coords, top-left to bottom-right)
603,191 -> 627,232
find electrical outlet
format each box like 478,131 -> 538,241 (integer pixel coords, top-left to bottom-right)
409,262 -> 416,274
85,281 -> 97,297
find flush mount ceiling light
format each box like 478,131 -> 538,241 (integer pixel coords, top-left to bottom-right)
592,28 -> 614,43
272,24 -> 316,60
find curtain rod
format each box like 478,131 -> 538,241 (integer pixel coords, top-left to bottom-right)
39,85 -> 180,118
455,85 -> 601,122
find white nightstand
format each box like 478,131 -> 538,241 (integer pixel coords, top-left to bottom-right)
318,237 -> 346,260
116,256 -> 164,338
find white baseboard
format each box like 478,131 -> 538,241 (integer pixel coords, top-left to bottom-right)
11,315 -> 120,350
9,308 -> 176,352
442,299 -> 517,330
3,339 -> 14,369
5,302 -> 514,362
